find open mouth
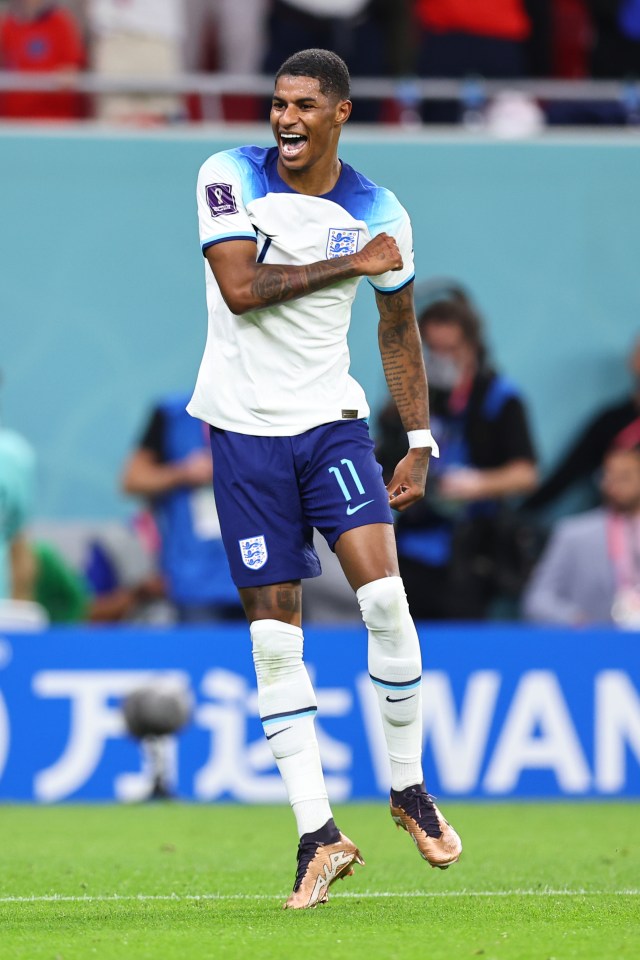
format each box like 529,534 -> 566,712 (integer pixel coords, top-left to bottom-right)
279,133 -> 308,159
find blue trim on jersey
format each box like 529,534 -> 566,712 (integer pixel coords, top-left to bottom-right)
226,145 -> 402,230
369,674 -> 422,691
262,707 -> 318,726
256,236 -> 272,263
202,232 -> 257,253
368,274 -> 415,294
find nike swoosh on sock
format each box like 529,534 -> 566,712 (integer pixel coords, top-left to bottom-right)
265,726 -> 292,741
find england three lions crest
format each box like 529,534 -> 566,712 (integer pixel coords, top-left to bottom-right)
239,535 -> 268,570
327,228 -> 359,259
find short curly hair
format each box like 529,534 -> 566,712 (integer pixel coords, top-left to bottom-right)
419,298 -> 489,370
275,48 -> 351,101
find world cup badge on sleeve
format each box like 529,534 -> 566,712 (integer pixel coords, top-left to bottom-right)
326,228 -> 359,259
206,182 -> 238,217
239,535 -> 268,570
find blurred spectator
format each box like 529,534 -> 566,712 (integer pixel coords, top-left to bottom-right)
0,0 -> 85,120
87,0 -> 186,123
265,1 -> 384,73
413,0 -> 538,122
61,2 -> 88,34
414,0 -> 532,78
524,336 -> 640,514
0,411 -> 163,623
81,514 -> 168,622
186,0 -> 269,122
263,1 -> 390,120
545,1 -> 629,124
0,424 -> 36,601
26,516 -> 169,622
208,0 -> 268,76
383,0 -> 416,77
523,444 -> 640,626
122,393 -> 243,623
29,540 -> 90,621
588,0 -> 640,76
525,0 -> 553,76
376,281 -> 538,619
552,0 -> 592,77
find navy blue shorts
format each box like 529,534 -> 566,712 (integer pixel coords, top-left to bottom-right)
210,419 -> 393,587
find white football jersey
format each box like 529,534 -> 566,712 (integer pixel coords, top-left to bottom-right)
187,146 -> 415,436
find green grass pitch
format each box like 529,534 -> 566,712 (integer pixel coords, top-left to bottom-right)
0,802 -> 637,960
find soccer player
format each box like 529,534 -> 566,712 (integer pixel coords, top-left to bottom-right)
188,48 -> 462,909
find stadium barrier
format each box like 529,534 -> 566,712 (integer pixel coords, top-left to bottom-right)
0,71 -> 632,101
0,624 -> 638,802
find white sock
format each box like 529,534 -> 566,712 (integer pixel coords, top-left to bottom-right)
251,619 -> 333,836
357,577 -> 424,792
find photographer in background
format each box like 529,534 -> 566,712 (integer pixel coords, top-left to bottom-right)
376,282 -> 538,619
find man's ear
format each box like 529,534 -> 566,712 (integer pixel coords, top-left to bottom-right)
335,99 -> 352,126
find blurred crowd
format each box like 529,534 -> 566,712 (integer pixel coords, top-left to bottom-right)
375,282 -> 640,630
3,276 -> 640,630
1,1 -> 640,125
2,2 -> 640,629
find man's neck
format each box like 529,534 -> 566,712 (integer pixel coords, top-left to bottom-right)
276,157 -> 342,197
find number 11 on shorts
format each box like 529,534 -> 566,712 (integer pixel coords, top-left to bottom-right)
328,458 -> 365,502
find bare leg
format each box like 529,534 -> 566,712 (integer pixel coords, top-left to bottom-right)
334,523 -> 399,591
239,580 -> 302,626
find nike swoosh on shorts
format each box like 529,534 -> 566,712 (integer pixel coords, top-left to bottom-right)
346,499 -> 374,515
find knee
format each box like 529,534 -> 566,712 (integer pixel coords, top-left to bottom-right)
250,619 -> 304,678
357,576 -> 410,636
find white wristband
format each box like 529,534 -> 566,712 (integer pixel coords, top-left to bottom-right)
407,429 -> 439,457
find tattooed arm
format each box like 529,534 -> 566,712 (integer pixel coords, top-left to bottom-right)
205,234 -> 403,315
376,283 -> 432,511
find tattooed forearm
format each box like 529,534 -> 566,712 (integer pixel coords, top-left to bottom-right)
250,257 -> 358,308
376,285 -> 429,431
252,268 -> 296,303
208,230 -> 403,314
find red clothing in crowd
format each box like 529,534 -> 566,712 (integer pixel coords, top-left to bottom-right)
415,0 -> 530,41
552,0 -> 592,78
0,5 -> 85,120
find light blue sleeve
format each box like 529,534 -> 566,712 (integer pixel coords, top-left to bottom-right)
366,189 -> 415,293
197,151 -> 257,253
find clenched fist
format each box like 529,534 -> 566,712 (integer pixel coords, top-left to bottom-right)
352,233 -> 403,276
